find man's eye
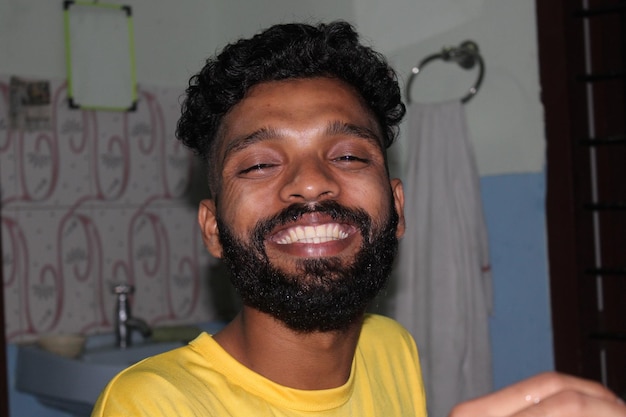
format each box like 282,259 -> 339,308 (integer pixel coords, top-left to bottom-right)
335,155 -> 368,163
239,164 -> 275,175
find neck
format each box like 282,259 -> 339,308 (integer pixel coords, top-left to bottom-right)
214,307 -> 364,390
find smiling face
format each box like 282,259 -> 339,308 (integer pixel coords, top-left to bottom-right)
198,77 -> 405,331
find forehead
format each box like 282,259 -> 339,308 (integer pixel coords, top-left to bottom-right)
215,77 -> 383,156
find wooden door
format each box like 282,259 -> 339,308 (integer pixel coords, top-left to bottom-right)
537,0 -> 626,398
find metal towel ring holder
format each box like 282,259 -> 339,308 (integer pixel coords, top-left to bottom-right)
405,40 -> 485,104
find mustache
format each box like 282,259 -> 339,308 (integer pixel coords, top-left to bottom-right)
251,200 -> 372,244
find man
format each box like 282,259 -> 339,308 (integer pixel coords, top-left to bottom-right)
92,22 -> 626,417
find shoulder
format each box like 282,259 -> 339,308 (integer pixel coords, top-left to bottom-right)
111,332 -> 218,381
92,333 -> 218,416
356,315 -> 427,412
361,314 -> 413,340
359,314 -> 418,354
95,342 -> 198,395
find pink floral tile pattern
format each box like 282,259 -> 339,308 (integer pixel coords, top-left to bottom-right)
1,76 -> 218,342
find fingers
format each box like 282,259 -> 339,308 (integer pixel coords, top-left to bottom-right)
499,372 -> 619,411
511,389 -> 626,417
449,372 -> 626,417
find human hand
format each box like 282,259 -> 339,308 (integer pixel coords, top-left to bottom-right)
449,372 -> 626,417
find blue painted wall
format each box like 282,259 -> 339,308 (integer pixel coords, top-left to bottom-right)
5,171 -> 554,416
483,172 -> 554,389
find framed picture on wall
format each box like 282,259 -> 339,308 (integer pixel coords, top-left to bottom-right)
63,1 -> 137,111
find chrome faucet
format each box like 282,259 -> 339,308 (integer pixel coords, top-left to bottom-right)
112,283 -> 152,348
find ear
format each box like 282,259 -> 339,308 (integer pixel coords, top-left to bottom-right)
198,199 -> 223,258
390,178 -> 406,239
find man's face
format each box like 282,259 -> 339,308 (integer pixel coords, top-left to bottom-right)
199,77 -> 405,332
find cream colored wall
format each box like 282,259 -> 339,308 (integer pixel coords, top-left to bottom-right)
354,0 -> 543,176
0,0 -> 352,86
1,1 -> 206,81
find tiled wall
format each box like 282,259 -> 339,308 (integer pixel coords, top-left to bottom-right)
1,75 -> 220,343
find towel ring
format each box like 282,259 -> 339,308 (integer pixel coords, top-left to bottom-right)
406,40 -> 485,104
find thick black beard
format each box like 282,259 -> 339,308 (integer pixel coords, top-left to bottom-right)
216,199 -> 399,333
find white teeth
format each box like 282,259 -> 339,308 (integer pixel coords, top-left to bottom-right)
275,223 -> 349,244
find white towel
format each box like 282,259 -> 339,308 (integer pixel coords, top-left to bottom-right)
394,100 -> 493,417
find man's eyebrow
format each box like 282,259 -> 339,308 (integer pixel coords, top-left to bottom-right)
222,127 -> 281,162
325,120 -> 383,147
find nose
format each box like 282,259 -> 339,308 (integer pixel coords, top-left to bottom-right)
279,157 -> 340,203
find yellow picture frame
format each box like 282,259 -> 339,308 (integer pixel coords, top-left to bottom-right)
63,1 -> 137,111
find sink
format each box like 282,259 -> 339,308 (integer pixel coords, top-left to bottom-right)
81,340 -> 182,366
15,321 -> 225,417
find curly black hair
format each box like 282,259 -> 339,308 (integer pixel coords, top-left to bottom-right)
176,21 -> 405,196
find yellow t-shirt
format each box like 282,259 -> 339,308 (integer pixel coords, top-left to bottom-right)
91,314 -> 427,416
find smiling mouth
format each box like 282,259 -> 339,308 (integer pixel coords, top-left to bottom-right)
272,223 -> 352,244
